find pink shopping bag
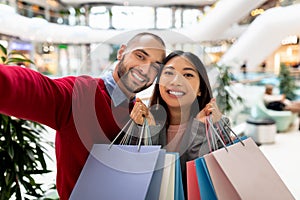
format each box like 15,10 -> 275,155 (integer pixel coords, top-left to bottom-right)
204,137 -> 295,200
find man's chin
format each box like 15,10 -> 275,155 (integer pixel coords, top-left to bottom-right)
131,84 -> 150,93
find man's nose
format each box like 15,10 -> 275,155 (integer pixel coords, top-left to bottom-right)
139,63 -> 155,75
139,64 -> 150,74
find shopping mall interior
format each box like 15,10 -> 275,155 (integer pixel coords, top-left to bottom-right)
1,0 -> 300,199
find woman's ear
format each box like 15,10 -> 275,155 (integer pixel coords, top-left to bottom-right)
117,44 -> 126,60
198,90 -> 201,96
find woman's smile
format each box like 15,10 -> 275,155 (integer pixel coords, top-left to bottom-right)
167,89 -> 186,98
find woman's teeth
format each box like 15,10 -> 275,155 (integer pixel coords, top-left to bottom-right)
168,90 -> 184,96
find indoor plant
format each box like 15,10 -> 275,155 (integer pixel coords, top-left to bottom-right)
278,63 -> 297,100
214,64 -> 243,114
0,43 -> 54,199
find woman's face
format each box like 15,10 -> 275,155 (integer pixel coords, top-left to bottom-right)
159,56 -> 200,109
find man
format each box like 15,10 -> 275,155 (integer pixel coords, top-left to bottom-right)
0,32 -> 166,199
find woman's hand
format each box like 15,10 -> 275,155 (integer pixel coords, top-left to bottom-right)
195,98 -> 222,123
130,98 -> 156,126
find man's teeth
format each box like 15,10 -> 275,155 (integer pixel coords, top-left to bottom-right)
169,91 -> 184,96
133,72 -> 145,82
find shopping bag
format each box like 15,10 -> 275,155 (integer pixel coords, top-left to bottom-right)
170,152 -> 185,200
185,115 -> 247,200
156,153 -> 184,200
186,160 -> 200,200
185,116 -> 230,200
150,153 -> 184,200
69,144 -> 163,200
145,149 -> 166,200
204,137 -> 295,200
114,118 -> 185,200
194,157 -> 217,200
159,153 -> 176,200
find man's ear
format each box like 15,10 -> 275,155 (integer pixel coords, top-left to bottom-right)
117,44 -> 126,60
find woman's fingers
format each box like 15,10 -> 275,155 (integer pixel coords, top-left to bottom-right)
201,99 -> 223,123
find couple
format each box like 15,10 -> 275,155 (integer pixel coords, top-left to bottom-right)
0,32 -> 225,199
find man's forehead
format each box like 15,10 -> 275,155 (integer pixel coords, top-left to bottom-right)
127,35 -> 165,49
125,45 -> 165,62
129,46 -> 165,52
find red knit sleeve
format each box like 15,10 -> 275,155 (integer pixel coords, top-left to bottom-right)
0,64 -> 75,130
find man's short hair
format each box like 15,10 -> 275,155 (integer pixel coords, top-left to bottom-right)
126,32 -> 166,49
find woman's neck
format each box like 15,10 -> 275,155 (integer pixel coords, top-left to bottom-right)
168,106 -> 191,125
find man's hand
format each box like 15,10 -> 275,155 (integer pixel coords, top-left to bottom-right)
130,98 -> 156,125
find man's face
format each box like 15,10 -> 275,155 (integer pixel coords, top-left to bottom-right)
116,36 -> 165,93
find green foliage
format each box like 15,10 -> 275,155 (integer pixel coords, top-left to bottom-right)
278,63 -> 297,100
0,44 -> 54,199
109,44 -> 119,62
214,64 -> 243,114
0,116 -> 53,199
0,44 -> 34,65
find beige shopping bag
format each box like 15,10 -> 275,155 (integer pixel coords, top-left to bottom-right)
204,137 -> 295,200
159,153 -> 176,200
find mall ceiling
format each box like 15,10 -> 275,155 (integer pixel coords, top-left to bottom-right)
21,0 -> 283,25
20,0 -> 216,10
4,0 -> 298,69
58,0 -> 216,7
3,0 -> 267,45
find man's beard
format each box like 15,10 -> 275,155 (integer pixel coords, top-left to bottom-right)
117,58 -> 151,93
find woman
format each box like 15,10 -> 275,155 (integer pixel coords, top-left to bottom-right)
131,50 -> 228,154
130,50 -> 230,197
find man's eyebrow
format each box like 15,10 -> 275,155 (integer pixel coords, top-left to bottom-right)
136,49 -> 149,57
136,49 -> 163,65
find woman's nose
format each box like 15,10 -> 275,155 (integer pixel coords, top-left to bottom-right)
170,73 -> 183,85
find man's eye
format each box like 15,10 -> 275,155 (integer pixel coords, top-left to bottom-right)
136,54 -> 144,60
151,64 -> 160,72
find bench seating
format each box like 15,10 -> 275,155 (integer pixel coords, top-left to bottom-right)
250,100 -> 296,132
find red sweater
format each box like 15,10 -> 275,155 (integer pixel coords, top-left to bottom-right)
0,65 -> 132,199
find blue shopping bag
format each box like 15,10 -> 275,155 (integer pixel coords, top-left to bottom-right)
170,152 -> 185,200
195,157 -> 217,200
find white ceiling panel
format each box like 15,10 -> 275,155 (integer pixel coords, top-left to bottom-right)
220,3 -> 300,70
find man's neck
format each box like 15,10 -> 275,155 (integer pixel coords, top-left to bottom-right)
112,69 -> 135,101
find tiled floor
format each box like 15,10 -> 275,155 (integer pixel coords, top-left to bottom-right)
259,119 -> 300,199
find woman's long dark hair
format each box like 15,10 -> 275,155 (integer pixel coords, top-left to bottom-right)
149,50 -> 213,125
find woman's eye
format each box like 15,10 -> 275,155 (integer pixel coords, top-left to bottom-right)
184,73 -> 194,78
163,71 -> 174,76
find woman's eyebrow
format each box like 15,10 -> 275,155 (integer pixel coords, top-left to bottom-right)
183,67 -> 197,72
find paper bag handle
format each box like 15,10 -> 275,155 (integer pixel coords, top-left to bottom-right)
108,118 -> 152,151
